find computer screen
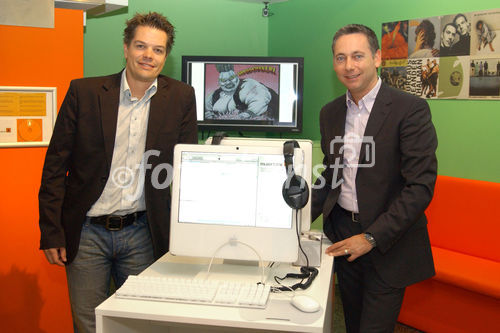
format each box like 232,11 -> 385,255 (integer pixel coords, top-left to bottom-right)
170,143 -> 310,263
204,137 -> 313,233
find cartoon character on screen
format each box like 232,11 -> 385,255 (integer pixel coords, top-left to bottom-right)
476,20 -> 496,52
205,63 -> 278,121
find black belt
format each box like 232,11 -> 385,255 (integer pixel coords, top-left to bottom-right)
89,211 -> 145,231
338,205 -> 359,222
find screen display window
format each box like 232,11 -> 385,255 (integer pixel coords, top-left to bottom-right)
178,152 -> 292,229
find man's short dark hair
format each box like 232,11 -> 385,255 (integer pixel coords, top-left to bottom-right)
415,20 -> 436,48
453,14 -> 467,25
332,24 -> 379,55
123,12 -> 175,54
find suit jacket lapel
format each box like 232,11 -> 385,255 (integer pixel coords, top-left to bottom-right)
331,97 -> 347,156
100,73 -> 122,170
359,83 -> 392,164
146,76 -> 169,150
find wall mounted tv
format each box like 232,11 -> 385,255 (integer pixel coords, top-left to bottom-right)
181,56 -> 304,133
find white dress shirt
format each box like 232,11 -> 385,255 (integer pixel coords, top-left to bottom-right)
337,78 -> 382,213
87,69 -> 157,217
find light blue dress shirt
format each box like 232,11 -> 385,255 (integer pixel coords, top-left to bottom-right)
87,69 -> 157,217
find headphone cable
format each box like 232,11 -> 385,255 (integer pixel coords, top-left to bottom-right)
295,209 -> 310,268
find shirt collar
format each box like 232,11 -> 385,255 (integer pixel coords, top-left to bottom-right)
346,77 -> 382,113
120,69 -> 158,101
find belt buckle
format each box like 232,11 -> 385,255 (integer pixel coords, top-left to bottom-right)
351,212 -> 359,223
105,215 -> 124,231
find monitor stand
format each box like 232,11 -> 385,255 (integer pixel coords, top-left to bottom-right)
223,259 -> 259,267
195,260 -> 269,284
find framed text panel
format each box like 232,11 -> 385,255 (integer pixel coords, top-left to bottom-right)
0,86 -> 57,147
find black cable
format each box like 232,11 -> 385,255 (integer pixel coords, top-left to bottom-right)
271,209 -> 316,292
295,209 -> 309,268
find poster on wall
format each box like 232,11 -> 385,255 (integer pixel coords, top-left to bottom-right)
440,13 -> 471,56
438,56 -> 470,98
0,86 -> 57,147
381,8 -> 500,100
470,10 -> 500,57
406,57 -> 440,98
408,17 -> 440,59
469,57 -> 500,98
381,21 -> 409,60
381,59 -> 408,92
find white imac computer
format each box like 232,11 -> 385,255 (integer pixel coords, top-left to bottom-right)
169,142 -> 312,263
205,137 -> 313,233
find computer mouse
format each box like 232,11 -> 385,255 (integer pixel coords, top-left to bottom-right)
290,295 -> 320,313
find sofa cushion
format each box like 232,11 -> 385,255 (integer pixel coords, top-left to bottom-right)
432,246 -> 500,298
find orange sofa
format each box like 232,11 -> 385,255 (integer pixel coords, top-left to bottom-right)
398,175 -> 500,332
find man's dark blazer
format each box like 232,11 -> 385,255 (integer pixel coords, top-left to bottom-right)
39,71 -> 198,265
312,83 -> 437,288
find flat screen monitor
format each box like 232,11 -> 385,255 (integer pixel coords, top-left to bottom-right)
169,143 -> 311,262
181,56 -> 304,133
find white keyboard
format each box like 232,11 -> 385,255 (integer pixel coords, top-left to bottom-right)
116,275 -> 271,309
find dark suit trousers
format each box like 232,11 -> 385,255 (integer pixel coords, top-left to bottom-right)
324,204 -> 406,333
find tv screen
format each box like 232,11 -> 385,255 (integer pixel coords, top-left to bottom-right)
181,56 -> 304,133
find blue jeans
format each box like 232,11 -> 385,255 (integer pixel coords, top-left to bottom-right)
65,214 -> 154,333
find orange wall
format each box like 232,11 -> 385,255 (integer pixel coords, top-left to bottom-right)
0,9 -> 83,332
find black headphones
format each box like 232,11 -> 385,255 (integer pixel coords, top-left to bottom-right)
282,140 -> 309,209
275,266 -> 318,291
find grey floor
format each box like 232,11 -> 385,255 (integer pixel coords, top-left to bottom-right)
333,283 -> 423,333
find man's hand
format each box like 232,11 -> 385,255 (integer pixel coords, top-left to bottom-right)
43,247 -> 67,266
325,234 -> 373,262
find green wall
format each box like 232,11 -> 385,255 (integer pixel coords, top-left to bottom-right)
84,0 -> 269,79
83,0 -> 500,183
269,0 -> 500,183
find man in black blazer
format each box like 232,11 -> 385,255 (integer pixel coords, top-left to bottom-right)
312,24 -> 437,332
38,12 -> 197,333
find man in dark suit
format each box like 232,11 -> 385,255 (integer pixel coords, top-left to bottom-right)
312,24 -> 437,332
38,12 -> 197,333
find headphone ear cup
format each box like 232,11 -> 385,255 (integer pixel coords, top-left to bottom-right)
282,174 -> 309,209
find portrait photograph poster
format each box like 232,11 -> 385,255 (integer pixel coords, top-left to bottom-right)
381,8 -> 500,100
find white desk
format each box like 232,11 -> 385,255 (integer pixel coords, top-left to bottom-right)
96,245 -> 335,333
